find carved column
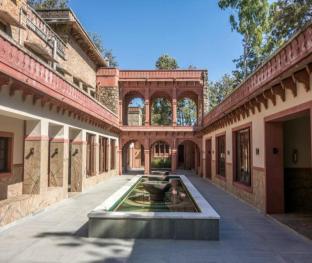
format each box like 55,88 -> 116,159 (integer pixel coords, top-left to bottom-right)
172,84 -> 177,126
145,84 -> 150,126
171,138 -> 177,173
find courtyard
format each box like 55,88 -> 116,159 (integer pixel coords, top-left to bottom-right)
0,172 -> 311,263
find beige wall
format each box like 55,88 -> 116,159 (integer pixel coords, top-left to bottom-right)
202,80 -> 312,212
59,35 -> 97,87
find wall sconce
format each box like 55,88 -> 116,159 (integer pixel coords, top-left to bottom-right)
256,148 -> 260,155
227,150 -> 230,155
51,148 -> 58,158
26,147 -> 34,159
73,149 -> 79,156
292,149 -> 298,164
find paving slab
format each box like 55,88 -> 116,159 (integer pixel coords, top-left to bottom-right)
0,173 -> 311,263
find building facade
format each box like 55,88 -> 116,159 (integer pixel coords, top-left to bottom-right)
0,0 -> 311,229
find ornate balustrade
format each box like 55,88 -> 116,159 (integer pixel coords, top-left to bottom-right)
119,70 -> 204,81
0,33 -> 119,128
203,24 -> 312,127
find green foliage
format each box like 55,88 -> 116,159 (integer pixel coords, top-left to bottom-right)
89,32 -> 118,67
151,158 -> 171,169
177,98 -> 197,126
28,0 -> 68,9
155,54 -> 179,70
151,98 -> 172,125
208,74 -> 236,109
264,0 -> 312,56
218,0 -> 270,81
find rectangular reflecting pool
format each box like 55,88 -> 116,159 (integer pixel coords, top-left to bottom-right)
88,175 -> 220,240
114,176 -> 199,212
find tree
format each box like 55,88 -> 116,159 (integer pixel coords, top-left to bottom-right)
177,98 -> 197,126
151,98 -> 172,125
155,54 -> 178,70
28,0 -> 68,9
208,74 -> 236,109
218,0 -> 270,81
264,0 -> 312,56
89,32 -> 118,67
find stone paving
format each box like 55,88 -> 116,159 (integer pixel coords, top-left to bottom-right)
0,173 -> 311,263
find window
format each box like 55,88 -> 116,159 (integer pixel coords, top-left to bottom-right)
86,134 -> 96,176
99,137 -> 107,173
110,139 -> 116,170
0,133 -> 13,175
234,128 -> 251,186
216,135 -> 226,177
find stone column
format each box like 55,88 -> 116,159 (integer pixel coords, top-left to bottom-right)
145,84 -> 150,126
198,97 -> 203,126
144,149 -> 151,175
48,125 -> 68,188
118,145 -> 122,175
69,129 -> 83,192
107,139 -> 111,171
172,84 -> 177,126
171,148 -> 177,174
95,134 -> 99,176
119,98 -> 123,126
23,120 -> 49,195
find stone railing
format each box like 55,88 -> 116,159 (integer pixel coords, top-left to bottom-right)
119,70 -> 204,80
0,33 -> 119,128
203,24 -> 312,127
25,6 -> 66,58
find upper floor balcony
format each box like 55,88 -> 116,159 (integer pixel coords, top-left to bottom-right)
0,31 -> 119,130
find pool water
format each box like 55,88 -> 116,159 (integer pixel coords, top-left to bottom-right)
114,176 -> 199,212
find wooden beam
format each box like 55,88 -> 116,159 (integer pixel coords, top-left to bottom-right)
273,83 -> 285,102
264,89 -> 276,106
294,68 -> 310,92
282,76 -> 297,97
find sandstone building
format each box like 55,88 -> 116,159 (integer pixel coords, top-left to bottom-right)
0,0 -> 311,234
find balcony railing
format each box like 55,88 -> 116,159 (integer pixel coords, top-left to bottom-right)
203,23 -> 312,127
24,6 -> 66,58
0,33 -> 119,128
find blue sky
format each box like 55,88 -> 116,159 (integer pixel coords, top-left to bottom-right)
69,0 -> 244,82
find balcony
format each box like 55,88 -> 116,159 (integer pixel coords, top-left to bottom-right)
0,32 -> 119,129
24,6 -> 66,58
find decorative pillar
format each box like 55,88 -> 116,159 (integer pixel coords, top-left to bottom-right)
118,144 -> 122,175
107,139 -> 111,171
69,130 -> 84,192
144,149 -> 151,175
198,97 -> 203,126
172,84 -> 177,126
23,120 -> 49,195
171,149 -> 177,174
119,98 -> 123,126
48,125 -> 68,188
145,84 -> 150,126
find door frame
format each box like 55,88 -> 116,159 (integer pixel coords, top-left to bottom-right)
264,101 -> 312,214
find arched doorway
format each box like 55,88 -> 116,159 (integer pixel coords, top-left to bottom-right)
123,91 -> 145,126
150,140 -> 171,171
177,140 -> 201,174
122,140 -> 145,174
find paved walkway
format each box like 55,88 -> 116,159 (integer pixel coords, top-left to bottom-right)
0,174 -> 311,263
